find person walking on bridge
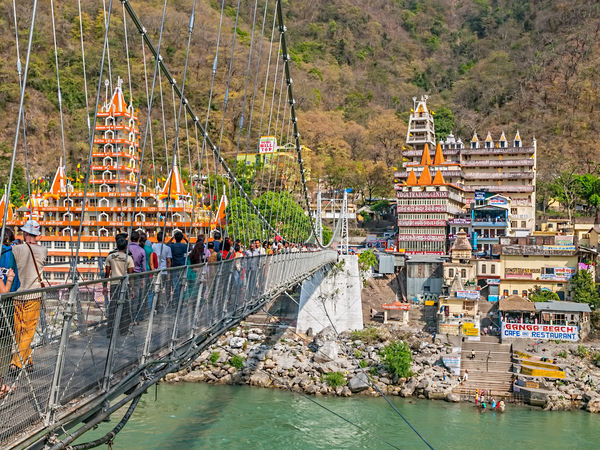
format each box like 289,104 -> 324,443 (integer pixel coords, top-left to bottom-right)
9,220 -> 47,374
103,236 -> 134,337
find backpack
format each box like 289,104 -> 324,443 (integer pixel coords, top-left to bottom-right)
0,246 -> 20,292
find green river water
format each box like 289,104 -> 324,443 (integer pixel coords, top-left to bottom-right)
82,383 -> 600,449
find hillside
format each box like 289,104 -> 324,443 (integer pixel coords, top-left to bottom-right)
1,0 -> 599,204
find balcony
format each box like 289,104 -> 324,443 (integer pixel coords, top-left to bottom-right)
473,219 -> 508,227
463,172 -> 534,180
461,159 -> 534,167
460,146 -> 535,156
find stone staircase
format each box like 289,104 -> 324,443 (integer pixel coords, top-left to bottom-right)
453,336 -> 514,397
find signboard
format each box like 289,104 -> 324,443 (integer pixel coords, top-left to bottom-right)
259,136 -> 277,154
462,322 -> 479,336
439,323 -> 459,335
486,279 -> 500,285
505,267 -> 540,279
555,235 -> 574,246
456,290 -> 480,300
449,218 -> 471,225
397,205 -> 446,213
398,220 -> 447,227
398,234 -> 446,242
475,191 -> 486,201
405,251 -> 445,256
488,196 -> 508,206
540,267 -> 576,281
501,323 -> 579,342
488,295 -> 499,302
382,303 -> 410,310
396,191 -> 449,198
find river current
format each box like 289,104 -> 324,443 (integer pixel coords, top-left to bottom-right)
81,383 -> 600,449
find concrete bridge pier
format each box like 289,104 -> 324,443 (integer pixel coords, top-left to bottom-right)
296,255 -> 363,335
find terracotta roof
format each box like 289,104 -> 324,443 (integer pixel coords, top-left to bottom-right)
417,165 -> 432,185
433,142 -> 445,165
160,154 -> 188,198
406,170 -> 418,186
50,159 -> 67,195
499,295 -> 535,312
0,192 -> 13,220
432,169 -> 445,185
420,143 -> 432,166
107,78 -> 128,115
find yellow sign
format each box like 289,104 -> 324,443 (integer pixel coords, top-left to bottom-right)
462,323 -> 479,336
425,300 -> 435,306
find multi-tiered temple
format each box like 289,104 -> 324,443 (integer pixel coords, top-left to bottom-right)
6,78 -> 226,283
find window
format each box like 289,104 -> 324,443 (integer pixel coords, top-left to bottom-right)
481,264 -> 486,274
461,269 -> 467,279
512,290 -> 518,295
40,241 -> 52,248
503,289 -> 509,296
544,267 -> 554,275
521,221 -> 527,228
55,241 -> 66,249
449,268 -> 454,278
84,242 -> 95,250
54,256 -> 66,263
490,264 -> 496,274
522,290 -> 528,297
100,242 -> 110,250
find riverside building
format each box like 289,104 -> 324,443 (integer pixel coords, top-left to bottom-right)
4,78 -> 226,283
395,96 -> 537,255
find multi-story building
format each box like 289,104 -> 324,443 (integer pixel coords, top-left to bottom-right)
6,78 -> 226,283
396,159 -> 465,255
395,95 -> 537,245
462,131 -> 536,236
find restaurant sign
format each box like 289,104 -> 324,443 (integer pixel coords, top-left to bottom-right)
259,136 -> 277,154
501,323 -> 579,342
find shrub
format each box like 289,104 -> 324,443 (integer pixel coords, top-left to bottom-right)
379,341 -> 412,378
558,350 -> 568,358
351,327 -> 383,343
209,351 -> 220,364
592,352 -> 600,365
370,366 -> 378,375
354,350 -> 363,359
229,355 -> 244,370
576,345 -> 589,358
322,372 -> 347,388
359,360 -> 368,368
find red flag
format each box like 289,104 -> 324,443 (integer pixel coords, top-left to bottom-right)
21,194 -> 24,200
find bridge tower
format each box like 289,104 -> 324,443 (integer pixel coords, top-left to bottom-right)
315,190 -> 323,244
340,190 -> 349,255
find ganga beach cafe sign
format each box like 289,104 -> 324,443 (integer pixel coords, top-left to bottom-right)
501,323 -> 579,342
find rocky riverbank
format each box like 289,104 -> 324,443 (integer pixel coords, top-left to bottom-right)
164,323 -> 600,413
165,323 -> 462,401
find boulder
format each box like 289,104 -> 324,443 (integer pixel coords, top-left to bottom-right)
400,379 -> 418,397
248,333 -> 262,341
348,372 -> 370,393
445,393 -> 461,403
314,341 -> 340,363
586,397 -> 600,413
249,372 -> 271,387
229,337 -> 246,348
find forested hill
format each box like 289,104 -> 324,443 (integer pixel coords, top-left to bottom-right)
0,0 -> 599,202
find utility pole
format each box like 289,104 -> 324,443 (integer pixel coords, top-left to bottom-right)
340,190 -> 349,255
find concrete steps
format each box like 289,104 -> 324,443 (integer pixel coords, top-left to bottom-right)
455,338 -> 514,396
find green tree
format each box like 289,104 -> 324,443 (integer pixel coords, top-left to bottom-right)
570,270 -> 600,308
575,173 -> 600,212
433,107 -> 455,142
528,285 -> 559,302
549,171 -> 580,223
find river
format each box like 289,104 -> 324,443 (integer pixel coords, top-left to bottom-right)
81,383 -> 600,449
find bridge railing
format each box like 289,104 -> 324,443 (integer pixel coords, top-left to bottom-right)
0,249 -> 337,447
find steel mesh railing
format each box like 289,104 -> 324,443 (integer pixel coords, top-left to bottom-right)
0,249 -> 336,447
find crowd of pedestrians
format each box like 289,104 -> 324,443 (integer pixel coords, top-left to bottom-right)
0,223 -> 313,398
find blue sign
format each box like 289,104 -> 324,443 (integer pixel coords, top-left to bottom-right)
488,295 -> 499,302
475,191 -> 486,201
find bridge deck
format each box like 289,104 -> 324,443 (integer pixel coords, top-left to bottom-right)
0,251 -> 335,448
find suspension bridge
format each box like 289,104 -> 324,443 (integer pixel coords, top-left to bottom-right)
0,0 -> 357,447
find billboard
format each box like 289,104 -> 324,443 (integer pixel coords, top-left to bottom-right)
501,322 -> 579,342
456,290 -> 480,300
259,136 -> 277,154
